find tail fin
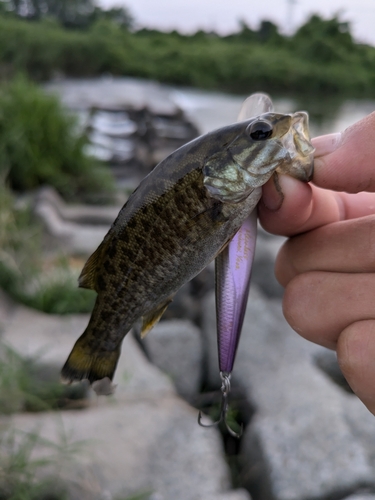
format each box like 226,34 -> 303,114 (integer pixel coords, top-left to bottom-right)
61,332 -> 120,385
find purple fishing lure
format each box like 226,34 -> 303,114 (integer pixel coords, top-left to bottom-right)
215,211 -> 257,375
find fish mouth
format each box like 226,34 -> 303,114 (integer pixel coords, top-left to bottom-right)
291,112 -> 315,154
278,111 -> 315,182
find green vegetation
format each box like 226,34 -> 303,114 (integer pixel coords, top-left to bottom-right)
0,421 -> 94,500
0,182 -> 96,314
0,76 -> 114,202
0,344 -> 87,414
0,9 -> 374,96
0,427 -> 68,500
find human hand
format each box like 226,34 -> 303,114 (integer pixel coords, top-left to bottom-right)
258,111 -> 375,414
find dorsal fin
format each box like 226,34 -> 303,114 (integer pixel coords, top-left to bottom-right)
140,297 -> 173,339
78,240 -> 108,291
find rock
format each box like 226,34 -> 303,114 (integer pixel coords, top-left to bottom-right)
4,396 -> 230,500
1,303 -> 243,500
202,287 -> 375,500
142,319 -> 203,400
344,396 -> 375,468
314,347 -> 353,393
33,187 -> 121,255
252,226 -> 285,299
35,186 -> 121,225
343,495 -> 375,500
205,489 -> 252,500
161,282 -> 200,324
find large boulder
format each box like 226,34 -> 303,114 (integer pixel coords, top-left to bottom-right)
142,319 -> 203,400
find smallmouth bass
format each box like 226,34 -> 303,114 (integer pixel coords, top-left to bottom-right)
61,108 -> 314,389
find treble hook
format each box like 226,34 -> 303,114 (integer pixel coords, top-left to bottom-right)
198,372 -> 243,438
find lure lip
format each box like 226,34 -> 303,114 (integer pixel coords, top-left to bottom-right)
237,93 -> 274,121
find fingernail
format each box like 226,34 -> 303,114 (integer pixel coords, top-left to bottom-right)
262,188 -> 283,211
261,175 -> 284,211
311,132 -> 342,158
262,175 -> 301,212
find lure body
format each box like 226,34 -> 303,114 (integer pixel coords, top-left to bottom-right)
215,210 -> 258,374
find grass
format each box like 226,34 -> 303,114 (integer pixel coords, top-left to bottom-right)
0,259 -> 97,315
0,181 -> 96,315
0,344 -> 87,414
0,427 -> 68,500
0,423 -> 154,500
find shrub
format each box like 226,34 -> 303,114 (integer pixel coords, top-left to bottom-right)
0,75 -> 114,203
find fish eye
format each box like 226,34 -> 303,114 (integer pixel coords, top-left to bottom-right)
247,120 -> 273,141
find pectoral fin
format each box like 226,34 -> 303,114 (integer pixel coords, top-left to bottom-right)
78,239 -> 109,291
140,298 -> 173,339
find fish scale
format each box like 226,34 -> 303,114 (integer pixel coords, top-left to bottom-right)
61,110 -> 314,389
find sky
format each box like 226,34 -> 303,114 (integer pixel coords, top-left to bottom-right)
99,0 -> 375,46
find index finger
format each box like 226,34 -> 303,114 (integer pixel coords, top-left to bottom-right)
259,177 -> 375,236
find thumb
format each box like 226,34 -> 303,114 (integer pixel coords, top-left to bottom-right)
313,111 -> 375,193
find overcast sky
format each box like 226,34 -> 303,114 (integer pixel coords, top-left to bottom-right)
98,0 -> 375,46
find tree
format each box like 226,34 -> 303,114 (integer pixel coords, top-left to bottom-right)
94,6 -> 133,29
237,20 -> 256,41
0,0 -> 133,29
292,15 -> 355,63
257,20 -> 282,43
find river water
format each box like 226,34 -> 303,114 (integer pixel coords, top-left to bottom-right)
170,86 -> 375,137
47,77 -> 375,138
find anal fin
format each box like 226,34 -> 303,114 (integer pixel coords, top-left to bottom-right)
140,298 -> 173,339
